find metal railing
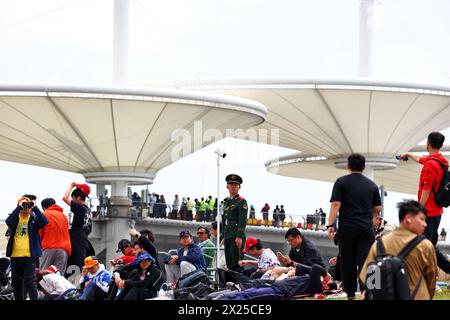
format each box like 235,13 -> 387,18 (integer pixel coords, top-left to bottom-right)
157,246 -> 257,279
88,197 -> 330,231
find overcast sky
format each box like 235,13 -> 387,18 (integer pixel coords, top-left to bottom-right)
1,0 -> 450,241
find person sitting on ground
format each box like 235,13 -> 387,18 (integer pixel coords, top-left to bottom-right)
164,230 -> 206,283
129,228 -> 161,270
360,200 -> 438,300
110,239 -> 136,269
37,265 -> 76,300
115,252 -> 164,300
277,228 -> 325,268
215,264 -> 332,300
239,238 -> 280,279
373,211 -> 395,240
79,256 -> 111,300
108,241 -> 147,300
196,227 -> 215,268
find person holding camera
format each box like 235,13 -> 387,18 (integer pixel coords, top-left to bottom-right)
5,194 -> 48,300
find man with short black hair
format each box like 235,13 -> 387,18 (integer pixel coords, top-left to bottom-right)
400,132 -> 450,273
197,227 -> 215,268
39,198 -> 71,274
63,182 -> 94,276
360,200 -> 437,300
129,228 -> 160,270
164,230 -> 206,283
277,228 -> 325,268
327,153 -> 383,299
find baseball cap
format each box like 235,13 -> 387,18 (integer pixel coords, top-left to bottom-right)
76,184 -> 91,197
46,265 -> 60,274
83,256 -> 99,269
116,239 -> 131,253
179,230 -> 192,238
134,252 -> 155,264
243,237 -> 258,253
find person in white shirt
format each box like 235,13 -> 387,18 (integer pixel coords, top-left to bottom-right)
37,265 -> 76,300
238,237 -> 280,278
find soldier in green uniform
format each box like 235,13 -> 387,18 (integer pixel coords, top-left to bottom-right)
222,174 -> 248,271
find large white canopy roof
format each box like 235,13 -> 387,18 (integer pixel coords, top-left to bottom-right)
265,151 -> 450,195
159,78 -> 450,191
0,84 -> 266,184
171,78 -> 450,160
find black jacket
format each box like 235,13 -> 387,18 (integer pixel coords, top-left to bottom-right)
138,235 -> 161,270
275,264 -> 326,297
289,237 -> 325,268
124,264 -> 164,296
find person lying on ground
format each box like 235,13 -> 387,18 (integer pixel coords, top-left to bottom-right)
37,265 -> 76,300
214,264 -> 332,300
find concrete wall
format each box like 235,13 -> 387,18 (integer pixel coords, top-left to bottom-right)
91,218 -> 450,267
91,218 -> 340,264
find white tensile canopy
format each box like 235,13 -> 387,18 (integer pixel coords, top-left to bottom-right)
0,84 -> 267,184
265,152 -> 450,195
167,78 -> 450,189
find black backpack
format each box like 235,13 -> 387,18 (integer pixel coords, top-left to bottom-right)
175,270 -> 210,290
364,235 -> 425,300
430,159 -> 450,208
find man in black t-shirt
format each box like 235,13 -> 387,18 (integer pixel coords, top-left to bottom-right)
63,182 -> 93,276
327,154 -> 382,300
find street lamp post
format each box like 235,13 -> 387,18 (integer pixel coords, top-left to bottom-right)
214,148 -> 226,270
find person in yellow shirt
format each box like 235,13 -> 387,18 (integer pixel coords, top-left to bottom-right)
5,195 -> 48,300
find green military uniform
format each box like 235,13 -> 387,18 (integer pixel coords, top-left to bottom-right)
222,174 -> 248,271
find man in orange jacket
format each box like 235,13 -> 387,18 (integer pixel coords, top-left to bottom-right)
39,198 -> 72,274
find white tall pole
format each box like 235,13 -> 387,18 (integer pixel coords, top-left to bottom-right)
358,0 -> 376,77
113,0 -> 129,84
216,155 -> 221,270
363,165 -> 374,181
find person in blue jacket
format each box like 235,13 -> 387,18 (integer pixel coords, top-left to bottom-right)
164,230 -> 206,283
5,194 -> 48,300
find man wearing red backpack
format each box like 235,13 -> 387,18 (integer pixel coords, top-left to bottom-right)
400,131 -> 450,273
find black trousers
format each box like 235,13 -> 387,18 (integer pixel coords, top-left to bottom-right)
425,215 -> 441,245
119,287 -> 154,300
424,215 -> 450,274
338,226 -> 374,298
108,270 -> 130,300
10,257 -> 38,300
